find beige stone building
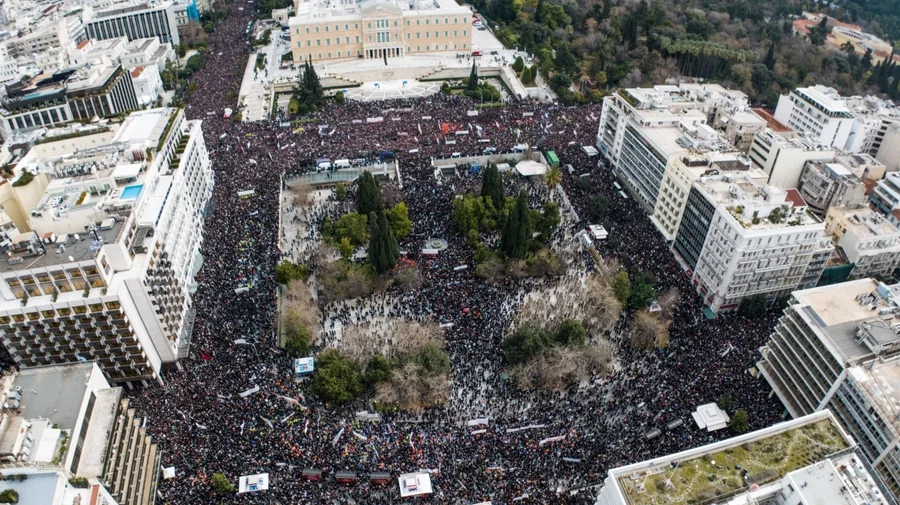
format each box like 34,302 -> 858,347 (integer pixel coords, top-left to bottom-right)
288,0 -> 473,63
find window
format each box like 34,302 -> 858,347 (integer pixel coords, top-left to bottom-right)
325,25 -> 329,31
346,37 -> 350,43
463,30 -> 467,36
345,24 -> 349,29
326,38 -> 330,45
355,23 -> 359,28
454,30 -> 457,36
315,26 -> 319,32
328,52 -> 332,57
445,18 -> 449,24
355,36 -> 360,42
416,32 -> 420,38
445,31 -> 448,37
307,40 -> 311,46
406,20 -> 410,25
425,32 -> 429,38
317,39 -> 321,45
416,19 -> 420,25
426,19 -> 430,24
406,33 -> 410,39
305,27 -> 309,33
368,22 -> 372,28
335,25 -> 339,30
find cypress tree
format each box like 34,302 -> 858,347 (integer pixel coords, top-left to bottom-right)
480,163 -> 505,211
356,171 -> 383,215
467,60 -> 479,91
368,210 -> 399,273
500,192 -> 532,259
764,42 -> 777,71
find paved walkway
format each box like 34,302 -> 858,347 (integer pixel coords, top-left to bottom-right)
345,80 -> 442,101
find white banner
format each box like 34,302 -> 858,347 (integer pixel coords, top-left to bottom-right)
454,265 -> 468,271
467,110 -> 478,116
332,426 -> 345,446
467,418 -> 489,426
239,385 -> 260,398
505,424 -> 546,433
538,435 -> 566,446
470,429 -> 487,435
366,117 -> 384,123
422,115 -> 432,120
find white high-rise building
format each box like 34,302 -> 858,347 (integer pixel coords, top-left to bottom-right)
774,85 -> 857,150
83,1 -> 180,46
0,108 -> 213,384
824,206 -> 900,279
758,278 -> 900,498
747,128 -> 835,189
672,173 -> 831,312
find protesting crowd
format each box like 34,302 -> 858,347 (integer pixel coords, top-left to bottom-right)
127,1 -> 788,504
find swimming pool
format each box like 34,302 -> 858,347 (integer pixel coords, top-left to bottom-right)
121,184 -> 144,200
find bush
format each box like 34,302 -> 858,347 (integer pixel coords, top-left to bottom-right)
334,91 -> 345,104
275,260 -> 310,284
611,271 -> 631,304
68,477 -> 89,488
310,349 -> 362,403
285,324 -> 310,358
512,56 -> 525,72
364,354 -> 393,386
0,489 -> 18,503
211,473 -> 233,495
503,326 -> 552,365
11,171 -> 33,187
731,409 -> 749,434
554,319 -> 586,347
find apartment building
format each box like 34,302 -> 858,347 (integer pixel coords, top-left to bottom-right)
120,37 -> 176,72
0,65 -> 139,140
650,152 -> 766,241
798,159 -> 867,216
83,1 -> 180,46
70,37 -> 129,66
748,127 -> 836,189
824,206 -> 900,279
130,66 -> 162,106
0,362 -> 159,505
289,0 -> 473,63
871,172 -> 900,215
774,86 -> 856,150
0,108 -> 213,384
757,278 -> 900,497
878,123 -> 900,172
672,174 -> 831,312
719,110 -> 766,153
595,410 -> 893,505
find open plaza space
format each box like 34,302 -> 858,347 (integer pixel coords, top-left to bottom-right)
123,1 -> 802,504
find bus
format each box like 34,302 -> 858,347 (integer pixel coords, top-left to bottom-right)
546,151 -> 560,167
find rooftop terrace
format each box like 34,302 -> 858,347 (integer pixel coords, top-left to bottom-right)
618,418 -> 850,505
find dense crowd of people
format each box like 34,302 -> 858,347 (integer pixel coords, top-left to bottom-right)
127,1 -> 788,504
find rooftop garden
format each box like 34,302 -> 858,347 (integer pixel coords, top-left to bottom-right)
620,419 -> 848,505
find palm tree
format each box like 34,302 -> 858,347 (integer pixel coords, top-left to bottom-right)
545,165 -> 562,199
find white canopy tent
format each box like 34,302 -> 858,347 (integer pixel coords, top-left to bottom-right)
398,472 -> 433,498
692,403 -> 731,432
515,160 -> 547,177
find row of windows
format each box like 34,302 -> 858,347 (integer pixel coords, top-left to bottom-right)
297,43 -> 468,59
297,16 -> 469,34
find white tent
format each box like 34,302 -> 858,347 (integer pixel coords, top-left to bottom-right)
582,145 -> 599,156
398,472 -> 433,498
162,467 -> 176,479
515,160 -> 547,177
692,403 -> 731,432
238,473 -> 269,493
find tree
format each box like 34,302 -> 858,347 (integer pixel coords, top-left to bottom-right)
364,354 -> 393,386
862,48 -> 873,71
739,294 -> 768,317
611,271 -> 631,304
480,163 -> 505,211
327,212 -> 368,246
554,43 -> 578,76
334,90 -> 345,103
285,323 -> 310,357
293,59 -> 325,108
310,349 -> 362,403
629,309 -> 669,350
467,60 -> 479,91
764,42 -> 777,71
503,326 -> 552,365
512,56 -> 525,72
411,341 -> 451,375
368,210 -> 399,274
628,273 -> 656,310
356,171 -> 383,215
731,409 -> 750,434
500,192 -> 531,259
555,319 -> 586,347
338,236 -> 354,259
544,165 -> 561,192
275,260 -> 310,284
535,201 -> 559,240
520,66 -> 532,85
387,202 -> 412,239
211,473 -> 234,495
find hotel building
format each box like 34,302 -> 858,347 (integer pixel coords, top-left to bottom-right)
0,108 -> 213,385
